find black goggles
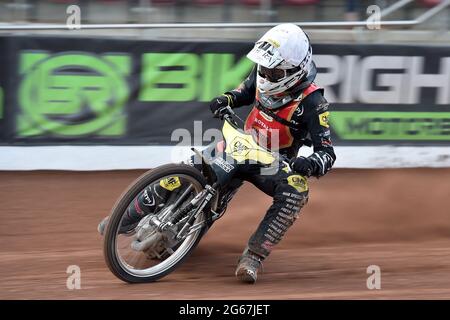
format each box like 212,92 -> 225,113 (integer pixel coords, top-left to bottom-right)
258,65 -> 302,82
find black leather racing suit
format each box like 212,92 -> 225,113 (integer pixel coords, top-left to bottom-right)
124,65 -> 336,259
215,65 -> 337,258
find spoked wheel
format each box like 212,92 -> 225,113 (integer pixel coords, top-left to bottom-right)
103,164 -> 209,283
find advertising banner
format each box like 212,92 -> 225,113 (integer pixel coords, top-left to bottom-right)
2,36 -> 253,145
0,35 -> 449,169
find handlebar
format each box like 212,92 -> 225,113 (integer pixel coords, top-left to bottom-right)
221,106 -> 243,127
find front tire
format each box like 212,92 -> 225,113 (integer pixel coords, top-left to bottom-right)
103,164 -> 208,283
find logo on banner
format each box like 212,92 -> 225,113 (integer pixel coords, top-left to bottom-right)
18,52 -> 131,137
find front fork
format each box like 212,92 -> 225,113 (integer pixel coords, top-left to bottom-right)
149,183 -> 218,242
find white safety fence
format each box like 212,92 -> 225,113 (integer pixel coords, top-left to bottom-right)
1,146 -> 449,171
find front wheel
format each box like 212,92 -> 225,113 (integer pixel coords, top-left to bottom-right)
103,164 -> 208,283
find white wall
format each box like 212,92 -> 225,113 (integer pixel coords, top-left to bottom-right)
1,145 -> 449,170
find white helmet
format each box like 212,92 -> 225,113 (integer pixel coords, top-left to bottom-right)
247,23 -> 313,97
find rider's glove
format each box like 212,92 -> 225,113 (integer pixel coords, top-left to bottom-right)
290,156 -> 314,177
210,94 -> 233,119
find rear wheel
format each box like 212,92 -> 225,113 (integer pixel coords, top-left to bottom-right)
103,164 -> 208,283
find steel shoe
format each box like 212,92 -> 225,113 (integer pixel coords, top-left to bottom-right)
235,248 -> 264,284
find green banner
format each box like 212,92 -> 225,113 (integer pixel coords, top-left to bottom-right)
2,36 -> 450,147
332,112 -> 450,141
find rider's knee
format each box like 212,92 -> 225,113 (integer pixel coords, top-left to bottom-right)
278,175 -> 309,206
287,174 -> 309,200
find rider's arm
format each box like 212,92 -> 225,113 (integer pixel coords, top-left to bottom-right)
224,65 -> 257,108
300,91 -> 336,177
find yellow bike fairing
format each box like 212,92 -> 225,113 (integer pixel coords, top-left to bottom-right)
222,121 -> 276,165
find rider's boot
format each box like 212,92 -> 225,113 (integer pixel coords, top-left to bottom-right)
234,178 -> 309,283
235,247 -> 264,284
98,184 -> 171,236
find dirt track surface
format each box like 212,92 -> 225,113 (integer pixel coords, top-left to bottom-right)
1,168 -> 450,299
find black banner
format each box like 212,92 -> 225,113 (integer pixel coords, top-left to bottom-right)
2,300 -> 443,319
0,35 -> 449,147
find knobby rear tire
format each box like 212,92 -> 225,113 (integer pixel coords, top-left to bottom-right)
103,163 -> 208,283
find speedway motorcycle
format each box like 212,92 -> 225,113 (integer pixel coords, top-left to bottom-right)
103,106 -> 292,283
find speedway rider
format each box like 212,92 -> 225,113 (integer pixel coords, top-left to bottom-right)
99,23 -> 336,284
206,24 -> 336,283
208,23 -> 336,283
